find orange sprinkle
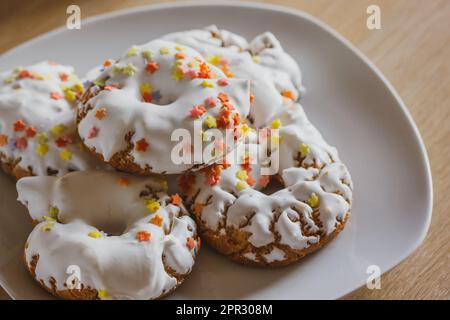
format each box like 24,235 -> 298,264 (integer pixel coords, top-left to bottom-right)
117,177 -> 130,186
145,62 -> 159,74
217,92 -> 229,103
59,72 -> 69,82
0,134 -> 8,147
103,59 -> 114,68
13,119 -> 26,132
25,126 -> 37,138
170,194 -> 182,206
250,94 -> 255,104
50,91 -> 61,100
142,92 -> 152,103
149,214 -> 163,227
175,52 -> 186,60
247,175 -> 256,186
135,138 -> 149,152
18,70 -> 33,79
193,203 -> 204,216
95,108 -> 108,120
186,237 -> 195,250
198,62 -> 212,79
281,90 -> 296,100
136,230 -> 151,242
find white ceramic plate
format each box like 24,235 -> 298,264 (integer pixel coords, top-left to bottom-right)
0,2 -> 432,299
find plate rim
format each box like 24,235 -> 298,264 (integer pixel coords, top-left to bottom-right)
0,0 -> 433,299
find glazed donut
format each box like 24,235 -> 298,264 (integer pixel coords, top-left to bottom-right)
163,25 -> 304,128
17,170 -> 199,299
180,103 -> 352,267
0,61 -> 103,179
77,39 -> 251,174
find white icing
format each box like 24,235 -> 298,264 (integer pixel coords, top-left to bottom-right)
0,61 -> 103,176
78,39 -> 250,174
186,103 -> 353,263
162,25 -> 304,127
17,171 -> 198,300
263,247 -> 285,263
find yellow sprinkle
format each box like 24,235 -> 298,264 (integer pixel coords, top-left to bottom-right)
51,124 -> 67,136
127,46 -> 138,57
145,199 -> 160,213
36,133 -> 48,144
36,143 -> 49,156
60,149 -> 72,161
140,83 -> 152,94
3,75 -> 15,84
43,216 -> 56,221
204,116 -> 217,128
97,289 -> 110,300
64,89 -> 76,102
175,45 -> 184,51
159,47 -> 170,54
142,50 -> 154,60
236,170 -> 248,181
240,123 -> 250,136
271,118 -> 281,129
42,222 -> 54,232
252,55 -> 261,64
47,205 -> 59,218
299,143 -> 311,157
206,55 -> 220,66
172,67 -> 184,81
73,82 -> 84,93
201,80 -> 214,88
236,181 -> 248,191
122,63 -> 137,76
88,230 -> 103,238
307,193 -> 320,208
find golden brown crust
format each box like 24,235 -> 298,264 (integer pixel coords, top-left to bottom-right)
193,208 -> 351,268
0,152 -> 34,179
24,245 -> 195,300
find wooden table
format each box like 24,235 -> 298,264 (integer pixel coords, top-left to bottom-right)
0,0 -> 448,300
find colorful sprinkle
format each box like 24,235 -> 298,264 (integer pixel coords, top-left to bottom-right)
271,119 -> 281,129
145,61 -> 159,74
236,181 -> 248,191
103,59 -> 114,67
205,96 -> 217,108
36,143 -> 49,156
59,72 -> 69,82
201,80 -> 214,88
64,89 -> 76,102
204,116 -> 217,128
281,90 -> 296,100
217,92 -> 229,103
189,104 -> 207,119
252,55 -> 261,64
88,230 -> 103,238
145,199 -> 160,213
159,47 -> 170,54
175,52 -> 186,60
236,169 -> 248,181
88,127 -> 99,139
59,149 -> 72,161
142,50 -> 154,60
13,119 -> 26,132
250,94 -> 255,104
135,138 -> 149,152
259,175 -> 270,188
95,108 -> 108,120
50,91 -> 61,100
170,194 -> 182,206
149,214 -> 163,227
307,193 -> 320,208
127,46 -> 138,57
97,289 -> 110,300
15,137 -> 28,150
217,78 -> 229,86
136,230 -> 151,242
299,143 -> 311,157
186,237 -> 195,250
51,124 -> 67,136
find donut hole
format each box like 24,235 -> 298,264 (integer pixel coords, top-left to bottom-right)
85,218 -> 128,237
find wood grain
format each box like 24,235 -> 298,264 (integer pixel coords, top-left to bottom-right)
0,0 -> 448,300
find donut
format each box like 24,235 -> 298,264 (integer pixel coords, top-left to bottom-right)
0,61 -> 103,179
17,170 -> 199,299
162,25 -> 304,128
180,103 -> 353,267
77,39 -> 251,174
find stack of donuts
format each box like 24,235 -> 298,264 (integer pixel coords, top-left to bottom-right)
0,26 -> 353,299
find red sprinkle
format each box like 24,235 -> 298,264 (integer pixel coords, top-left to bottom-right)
88,127 -> 99,139
15,137 -> 28,150
259,175 -> 270,188
13,120 -> 26,132
145,62 -> 159,74
189,104 -> 207,119
25,127 -> 37,138
142,92 -> 153,103
170,194 -> 182,206
135,138 -> 149,152
59,72 -> 69,82
136,231 -> 151,242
